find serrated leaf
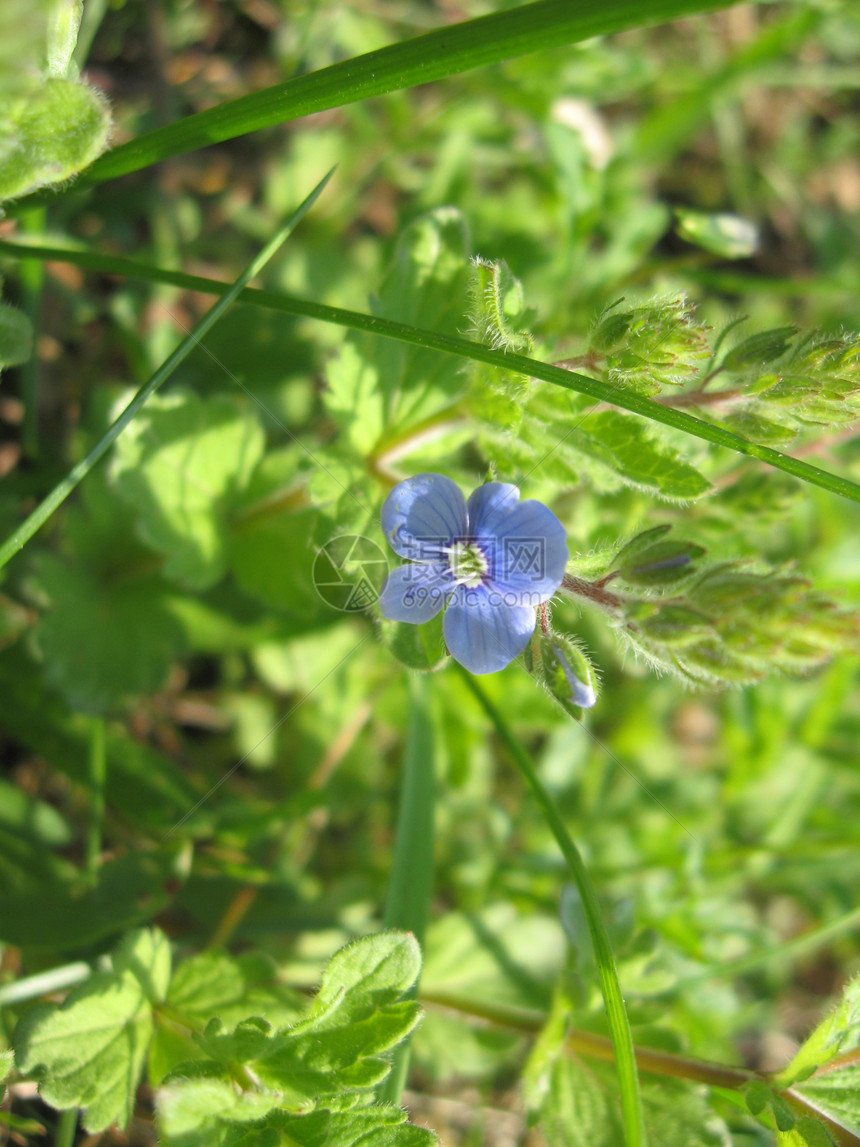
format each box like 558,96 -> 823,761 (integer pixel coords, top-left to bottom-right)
792,1062 -> 860,1139
111,393 -> 265,589
528,408 -> 711,500
150,951 -> 305,1084
156,933 -> 424,1144
29,552 -> 187,713
325,208 -> 471,454
313,931 -> 422,1018
14,929 -> 170,1133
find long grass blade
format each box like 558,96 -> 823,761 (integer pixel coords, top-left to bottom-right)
459,668 -> 645,1147
379,673 -> 436,1105
0,169 -> 334,571
18,0 -> 740,198
2,236 -> 857,504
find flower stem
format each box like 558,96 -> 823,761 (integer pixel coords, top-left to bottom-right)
562,573 -> 624,610
457,668 -> 645,1147
85,716 -> 107,884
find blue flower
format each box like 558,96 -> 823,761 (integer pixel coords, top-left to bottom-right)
378,473 -> 568,675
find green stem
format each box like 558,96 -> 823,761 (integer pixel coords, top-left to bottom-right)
0,962 -> 92,1007
53,1107 -> 78,1147
0,168 -> 334,572
17,206 -> 46,459
85,716 -> 106,883
0,238 -> 855,504
458,668 -> 645,1147
379,674 -> 436,1106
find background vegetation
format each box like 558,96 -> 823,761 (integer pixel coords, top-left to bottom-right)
0,1 -> 859,1145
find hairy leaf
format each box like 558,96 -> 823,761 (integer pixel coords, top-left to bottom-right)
14,929 -> 170,1132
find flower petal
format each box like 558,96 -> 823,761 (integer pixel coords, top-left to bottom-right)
381,473 -> 467,561
378,562 -> 454,624
443,583 -> 536,675
468,483 -> 568,605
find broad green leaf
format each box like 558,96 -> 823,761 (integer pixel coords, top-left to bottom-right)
29,552 -> 187,712
0,845 -> 189,950
0,77 -> 111,202
325,208 -> 471,454
772,976 -> 860,1088
508,400 -> 711,500
271,1107 -> 436,1147
312,930 -> 422,1019
150,951 -> 306,1084
111,393 -> 266,590
0,301 -> 33,367
14,929 -> 171,1132
792,1063 -> 860,1140
675,207 -> 759,259
157,933 -> 424,1142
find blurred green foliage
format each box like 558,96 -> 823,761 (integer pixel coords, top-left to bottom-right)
0,1 -> 859,1145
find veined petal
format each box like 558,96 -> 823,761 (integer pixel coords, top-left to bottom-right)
378,562 -> 454,624
443,583 -> 536,675
381,473 -> 467,561
468,484 -> 568,605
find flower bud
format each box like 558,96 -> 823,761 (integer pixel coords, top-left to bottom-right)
539,633 -> 597,715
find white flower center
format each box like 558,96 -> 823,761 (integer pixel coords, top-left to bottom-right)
447,541 -> 488,588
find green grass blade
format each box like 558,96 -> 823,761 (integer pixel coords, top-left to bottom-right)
380,673 -> 436,1105
0,168 -> 334,572
459,668 -> 645,1147
21,0 -> 740,196
2,236 -> 857,504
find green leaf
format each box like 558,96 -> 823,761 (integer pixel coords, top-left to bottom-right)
380,613 -> 448,671
150,951 -> 306,1084
44,0 -> 747,191
111,393 -> 265,590
773,979 -> 860,1088
509,399 -> 711,500
792,1063 -> 860,1140
776,1117 -> 837,1147
615,535 -> 705,587
524,993 -> 729,1147
156,932 -> 424,1144
325,208 -> 470,453
0,77 -> 111,202
14,929 -> 170,1132
0,301 -> 34,367
722,326 -> 797,370
0,846 -> 189,950
675,207 -> 759,259
29,552 -> 187,712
